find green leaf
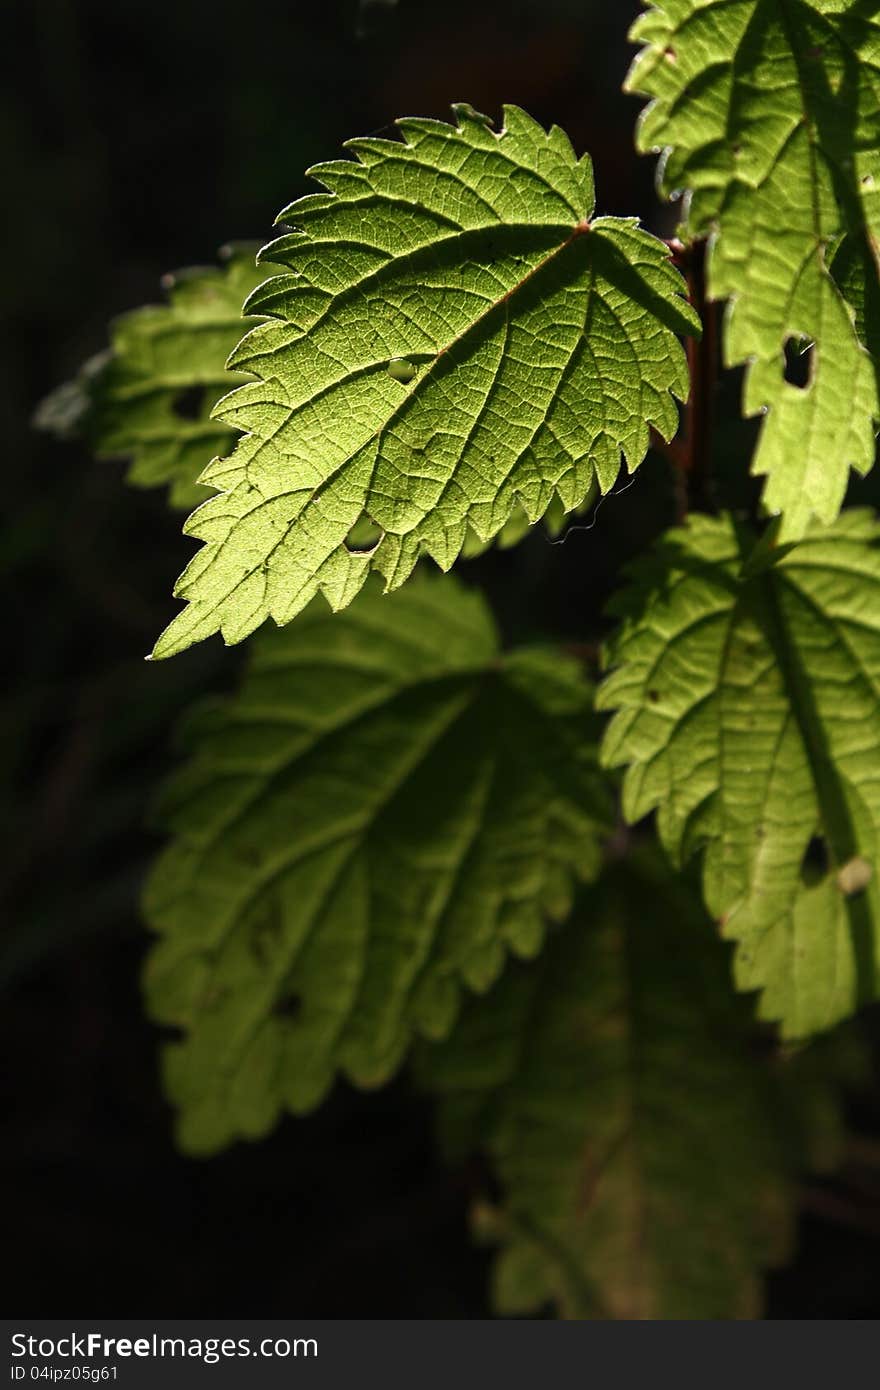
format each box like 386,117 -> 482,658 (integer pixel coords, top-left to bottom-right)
627,1 -> 880,539
144,572 -> 610,1153
333,484 -> 599,562
33,238 -> 594,553
830,231 -> 880,361
151,104 -> 699,658
598,510 -> 880,1038
34,248 -> 267,510
418,851 -> 845,1319
459,486 -> 599,559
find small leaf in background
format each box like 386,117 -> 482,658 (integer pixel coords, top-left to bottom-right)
145,572 -> 611,1154
598,510 -> 880,1038
151,104 -> 699,658
627,0 -> 880,539
418,851 -> 852,1319
35,247 -> 267,511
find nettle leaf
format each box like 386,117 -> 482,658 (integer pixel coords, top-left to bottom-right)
419,853 -> 844,1319
151,104 -> 699,658
598,510 -> 880,1038
34,248 -> 266,510
34,243 -> 596,551
627,1 -> 880,539
330,478 -> 598,560
145,573 -> 610,1153
831,231 -> 880,362
459,486 -> 599,559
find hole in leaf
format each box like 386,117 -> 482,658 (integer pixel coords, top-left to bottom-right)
664,46 -> 677,62
344,518 -> 382,554
155,1023 -> 186,1045
800,834 -> 830,886
274,993 -> 303,1021
386,358 -> 417,384
172,385 -> 205,420
783,336 -> 814,389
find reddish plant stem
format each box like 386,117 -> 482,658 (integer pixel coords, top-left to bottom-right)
652,237 -> 718,522
562,639 -> 602,668
800,1184 -> 880,1238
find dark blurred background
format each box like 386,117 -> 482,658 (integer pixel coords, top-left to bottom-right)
3,0 -> 880,1316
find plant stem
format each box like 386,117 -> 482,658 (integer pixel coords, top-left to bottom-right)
685,238 -> 718,511
652,236 -> 718,522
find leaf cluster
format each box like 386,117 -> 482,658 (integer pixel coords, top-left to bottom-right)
36,1 -> 880,1319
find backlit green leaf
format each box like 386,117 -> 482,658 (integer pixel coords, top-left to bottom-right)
151,104 -> 699,658
145,572 -> 610,1153
627,0 -> 880,539
419,852 -> 847,1318
598,510 -> 880,1037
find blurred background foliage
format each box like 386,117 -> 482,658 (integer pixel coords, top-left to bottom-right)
4,0 -> 880,1314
